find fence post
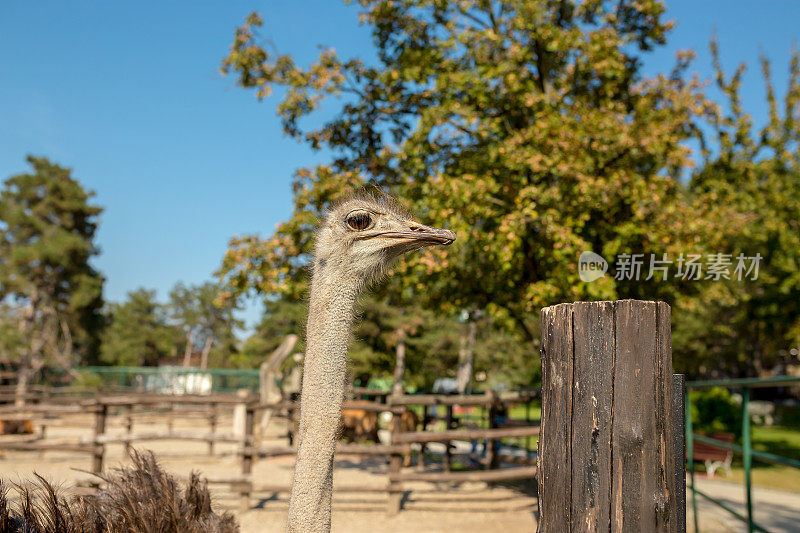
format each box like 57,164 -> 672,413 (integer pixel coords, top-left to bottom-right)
124,404 -> 133,455
93,401 -> 107,475
538,300 -> 677,532
486,390 -> 499,469
686,392 -> 698,533
208,402 -> 217,456
387,410 -> 403,515
673,374 -> 686,533
419,405 -> 429,470
239,402 -> 255,512
443,405 -> 453,472
742,388 -> 753,533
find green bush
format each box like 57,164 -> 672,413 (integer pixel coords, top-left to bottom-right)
690,387 -> 743,439
73,369 -> 104,389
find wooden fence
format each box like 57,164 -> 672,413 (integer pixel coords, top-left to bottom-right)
254,390 -> 540,514
0,388 -> 540,514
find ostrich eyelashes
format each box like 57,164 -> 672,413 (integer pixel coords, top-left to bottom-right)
345,211 -> 373,231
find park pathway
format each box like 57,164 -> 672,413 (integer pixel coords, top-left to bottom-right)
689,477 -> 800,532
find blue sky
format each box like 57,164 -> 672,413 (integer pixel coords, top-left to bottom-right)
1,1 -> 798,330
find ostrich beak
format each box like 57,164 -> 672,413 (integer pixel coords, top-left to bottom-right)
383,222 -> 456,246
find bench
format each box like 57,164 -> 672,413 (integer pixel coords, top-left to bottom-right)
692,432 -> 734,478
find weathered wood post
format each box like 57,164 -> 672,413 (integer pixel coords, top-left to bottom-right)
124,404 -> 133,455
387,410 -> 404,515
239,402 -> 255,512
443,404 -> 454,471
93,400 -> 107,475
166,402 -> 174,432
538,300 -> 678,532
418,405 -> 429,470
486,390 -> 499,469
208,401 -> 217,456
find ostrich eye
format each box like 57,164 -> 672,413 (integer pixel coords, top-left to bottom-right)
346,211 -> 373,231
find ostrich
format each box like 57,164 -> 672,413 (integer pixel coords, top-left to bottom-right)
0,450 -> 238,532
287,193 -> 455,532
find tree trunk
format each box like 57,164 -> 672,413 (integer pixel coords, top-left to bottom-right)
456,319 -> 477,394
15,295 -> 42,407
182,330 -> 194,367
199,336 -> 213,370
392,331 -> 406,397
15,363 -> 32,407
259,335 -> 299,433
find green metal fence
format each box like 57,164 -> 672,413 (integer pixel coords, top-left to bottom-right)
685,375 -> 800,533
82,366 -> 260,394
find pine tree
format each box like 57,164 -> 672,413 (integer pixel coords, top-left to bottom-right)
0,156 -> 104,403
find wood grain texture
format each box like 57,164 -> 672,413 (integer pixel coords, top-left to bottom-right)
539,303 -> 574,532
612,300 -> 657,530
571,301 -> 614,532
673,374 -> 686,533
540,300 -> 676,533
657,302 -> 677,530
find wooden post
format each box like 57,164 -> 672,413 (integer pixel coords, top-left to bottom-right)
287,400 -> 298,446
538,300 -> 677,532
387,410 -> 403,515
93,401 -> 107,475
259,335 -> 298,434
124,404 -> 133,455
208,402 -> 217,456
419,405 -> 428,470
486,391 -> 499,469
239,403 -> 255,512
37,424 -> 46,459
673,374 -> 686,533
392,330 -> 406,397
443,405 -> 453,472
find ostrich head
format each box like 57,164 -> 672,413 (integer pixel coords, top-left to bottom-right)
288,191 -> 455,532
313,194 -> 456,285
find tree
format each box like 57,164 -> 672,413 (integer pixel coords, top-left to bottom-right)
682,42 -> 800,376
218,1 -> 708,349
0,156 -> 104,403
192,282 -> 243,369
240,298 -> 307,368
100,289 -> 176,367
168,282 -> 244,369
168,282 -> 203,367
0,303 -> 24,363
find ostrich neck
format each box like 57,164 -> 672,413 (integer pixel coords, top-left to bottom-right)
286,266 -> 363,533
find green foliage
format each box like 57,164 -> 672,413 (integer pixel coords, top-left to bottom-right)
100,289 -> 176,366
689,387 -> 743,438
101,284 -> 244,369
217,0 -> 715,381
219,1 -> 706,319
238,297 -> 307,369
0,303 -> 23,361
218,2 -> 800,381
238,294 -> 537,389
168,281 -> 243,368
681,43 -> 800,376
0,156 -> 104,371
74,369 -> 103,389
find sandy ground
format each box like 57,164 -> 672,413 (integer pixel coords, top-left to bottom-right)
0,411 -> 797,532
0,412 -> 537,532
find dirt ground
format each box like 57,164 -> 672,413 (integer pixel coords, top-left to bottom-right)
1,411 -> 797,532
0,412 -> 538,533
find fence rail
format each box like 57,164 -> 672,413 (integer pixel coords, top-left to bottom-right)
1,386 -> 540,515
685,375 -> 800,533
